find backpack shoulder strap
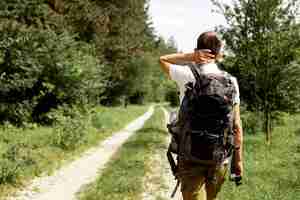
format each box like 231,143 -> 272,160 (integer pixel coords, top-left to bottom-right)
188,63 -> 202,83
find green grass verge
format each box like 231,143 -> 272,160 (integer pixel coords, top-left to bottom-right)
77,107 -> 167,200
91,105 -> 150,133
219,114 -> 300,200
0,105 -> 148,199
154,106 -> 300,199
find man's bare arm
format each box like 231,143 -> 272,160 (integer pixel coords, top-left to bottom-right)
159,53 -> 194,78
159,51 -> 215,78
233,104 -> 244,176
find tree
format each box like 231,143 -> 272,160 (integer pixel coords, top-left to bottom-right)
0,26 -> 103,124
96,0 -> 157,105
212,0 -> 300,143
0,1 -> 104,124
0,0 -> 177,125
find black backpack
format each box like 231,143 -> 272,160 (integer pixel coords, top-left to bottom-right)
167,63 -> 236,183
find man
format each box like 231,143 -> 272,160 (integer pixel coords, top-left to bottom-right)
159,31 -> 243,200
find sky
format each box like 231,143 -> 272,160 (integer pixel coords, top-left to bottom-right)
148,0 -> 231,52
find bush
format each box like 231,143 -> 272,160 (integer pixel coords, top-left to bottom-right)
0,140 -> 35,184
164,81 -> 179,107
51,106 -> 90,150
91,111 -> 114,130
272,111 -> 290,127
0,158 -> 20,184
241,110 -> 263,134
240,109 -> 290,135
0,26 -> 104,125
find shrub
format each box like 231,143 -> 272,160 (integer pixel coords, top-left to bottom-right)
51,106 -> 90,150
0,26 -> 104,125
0,158 -> 20,184
272,111 -> 290,127
164,81 -> 179,107
0,142 -> 35,184
240,110 -> 290,135
241,111 -> 263,135
91,111 -> 113,130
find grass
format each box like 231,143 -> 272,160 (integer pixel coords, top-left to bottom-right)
91,105 -> 150,133
0,104 -> 148,199
78,109 -> 300,200
218,114 -> 300,200
77,107 -> 167,200
3,105 -> 298,200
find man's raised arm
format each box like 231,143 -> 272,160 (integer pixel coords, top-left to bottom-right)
159,51 -> 215,78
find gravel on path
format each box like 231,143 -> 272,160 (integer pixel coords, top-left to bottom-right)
7,106 -> 154,200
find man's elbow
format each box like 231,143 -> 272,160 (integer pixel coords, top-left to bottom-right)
159,56 -> 171,78
159,56 -> 166,64
159,56 -> 165,70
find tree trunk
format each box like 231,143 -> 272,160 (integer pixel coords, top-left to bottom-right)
265,111 -> 271,145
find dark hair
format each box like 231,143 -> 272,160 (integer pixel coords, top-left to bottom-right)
196,31 -> 222,55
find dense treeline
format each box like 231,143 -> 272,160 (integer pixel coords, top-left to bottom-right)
0,0 -> 176,125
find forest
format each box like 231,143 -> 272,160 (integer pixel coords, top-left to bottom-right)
0,0 -> 179,126
0,0 -> 299,199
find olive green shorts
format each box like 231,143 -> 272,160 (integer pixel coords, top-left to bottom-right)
178,160 -> 228,200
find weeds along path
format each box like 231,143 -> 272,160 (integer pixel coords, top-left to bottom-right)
7,106 -> 154,200
142,107 -> 181,200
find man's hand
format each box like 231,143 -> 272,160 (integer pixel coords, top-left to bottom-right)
193,50 -> 215,64
230,148 -> 243,186
232,104 -> 244,181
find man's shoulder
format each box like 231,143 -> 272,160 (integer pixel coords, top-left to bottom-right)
220,70 -> 237,80
169,64 -> 194,83
170,64 -> 191,70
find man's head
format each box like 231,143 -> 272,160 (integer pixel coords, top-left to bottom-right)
196,31 -> 222,56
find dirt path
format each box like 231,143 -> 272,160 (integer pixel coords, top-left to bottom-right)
142,107 -> 181,200
7,106 -> 154,200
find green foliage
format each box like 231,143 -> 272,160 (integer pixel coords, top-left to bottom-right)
164,81 -> 180,107
142,38 -> 178,104
0,26 -> 103,124
212,0 -> 300,141
0,0 -> 49,27
0,158 -> 20,184
141,54 -> 166,103
0,125 -> 36,184
86,0 -> 157,105
241,110 -> 263,135
0,0 -> 177,125
91,112 -> 114,130
51,107 -> 90,150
